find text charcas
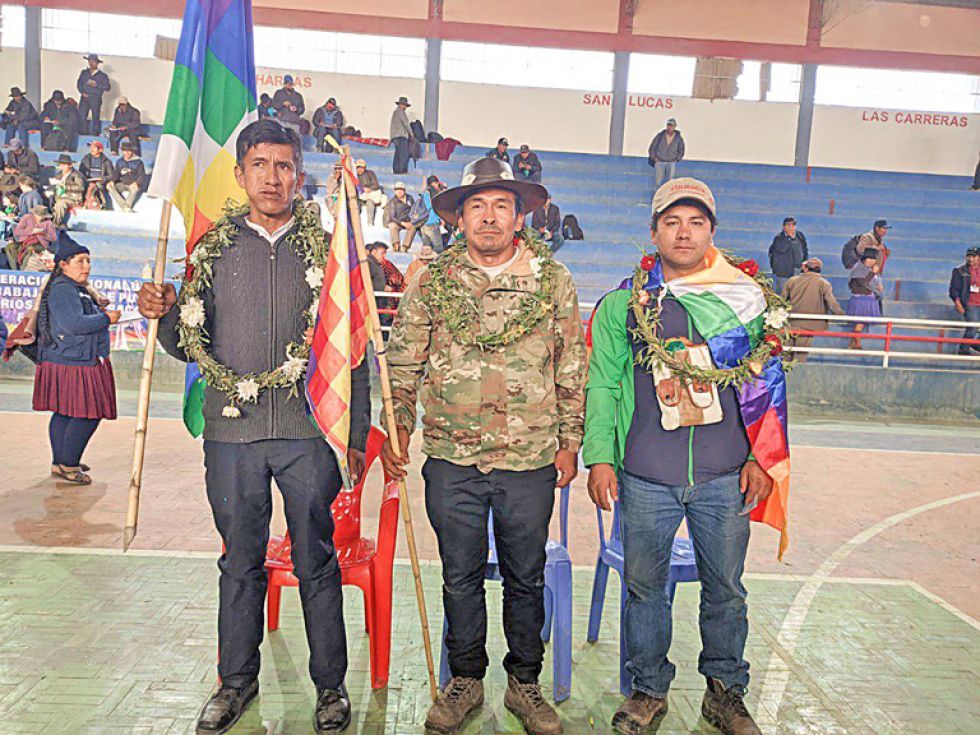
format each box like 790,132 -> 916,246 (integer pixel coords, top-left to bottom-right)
583,93 -> 674,109
861,110 -> 969,127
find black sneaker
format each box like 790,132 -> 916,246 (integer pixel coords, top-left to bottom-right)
701,678 -> 761,735
314,685 -> 351,733
196,680 -> 258,735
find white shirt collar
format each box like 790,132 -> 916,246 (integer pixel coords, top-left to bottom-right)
245,216 -> 294,246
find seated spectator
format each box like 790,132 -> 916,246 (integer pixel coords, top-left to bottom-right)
50,154 -> 85,229
106,97 -> 142,155
79,141 -> 114,210
485,137 -> 510,162
0,191 -> 18,243
257,93 -> 276,120
404,243 -> 437,284
417,175 -> 446,252
107,143 -> 146,213
13,205 -> 57,271
531,195 -> 563,252
384,182 -> 415,252
768,216 -> 808,293
16,176 -> 46,219
948,246 -> 980,356
513,144 -> 542,183
324,162 -> 343,211
272,75 -> 305,135
367,241 -> 404,332
312,97 -> 344,152
846,250 -> 883,350
40,90 -> 80,152
781,258 -> 844,363
355,159 -> 386,226
2,87 -> 39,147
5,139 -> 40,182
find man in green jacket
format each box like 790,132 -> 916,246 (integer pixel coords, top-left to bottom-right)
585,178 -> 774,735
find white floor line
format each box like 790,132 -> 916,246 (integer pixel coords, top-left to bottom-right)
754,489 -> 980,732
904,579 -> 980,632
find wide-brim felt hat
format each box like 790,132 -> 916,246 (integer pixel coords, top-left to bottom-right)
395,96 -> 411,106
432,157 -> 548,223
9,87 -> 23,97
83,54 -> 103,63
56,154 -> 75,164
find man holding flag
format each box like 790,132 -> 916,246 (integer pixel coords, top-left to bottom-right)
584,178 -> 790,735
138,120 -> 369,734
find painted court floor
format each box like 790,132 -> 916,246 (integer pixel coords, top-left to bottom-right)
0,378 -> 978,734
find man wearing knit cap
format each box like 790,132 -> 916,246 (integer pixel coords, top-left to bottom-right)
586,177 -> 782,735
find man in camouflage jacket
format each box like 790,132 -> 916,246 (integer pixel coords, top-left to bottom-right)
381,157 -> 586,735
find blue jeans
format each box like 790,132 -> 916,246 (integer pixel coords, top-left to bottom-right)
962,304 -> 980,352
620,470 -> 750,696
654,161 -> 676,189
4,122 -> 31,146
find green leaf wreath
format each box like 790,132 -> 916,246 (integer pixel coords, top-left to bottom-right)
425,227 -> 558,350
175,198 -> 328,417
629,251 -> 793,390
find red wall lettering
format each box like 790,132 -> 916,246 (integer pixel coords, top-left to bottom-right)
256,73 -> 314,88
861,109 -> 968,128
582,93 -> 673,108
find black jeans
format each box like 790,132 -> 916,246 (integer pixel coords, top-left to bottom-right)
203,438 -> 347,691
48,413 -> 100,466
78,96 -> 102,135
392,136 -> 409,174
423,457 -> 557,683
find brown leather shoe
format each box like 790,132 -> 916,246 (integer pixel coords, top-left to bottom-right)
701,678 -> 761,735
503,675 -> 562,735
424,676 -> 484,734
612,691 -> 668,734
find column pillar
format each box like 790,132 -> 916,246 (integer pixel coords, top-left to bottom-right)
423,37 -> 441,135
794,63 -> 817,168
25,6 -> 42,108
608,51 -> 629,157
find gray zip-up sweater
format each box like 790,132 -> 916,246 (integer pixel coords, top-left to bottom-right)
158,213 -> 371,447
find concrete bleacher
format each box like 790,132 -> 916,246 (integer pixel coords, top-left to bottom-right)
15,124 -> 980,366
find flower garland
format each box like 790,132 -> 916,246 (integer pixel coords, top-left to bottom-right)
424,228 -> 559,350
176,198 -> 328,417
629,252 -> 792,390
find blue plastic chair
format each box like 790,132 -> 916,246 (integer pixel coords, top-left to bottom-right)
438,485 -> 572,702
586,501 -> 699,696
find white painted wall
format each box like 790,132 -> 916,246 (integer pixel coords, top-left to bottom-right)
9,50 -> 978,176
810,105 -> 980,176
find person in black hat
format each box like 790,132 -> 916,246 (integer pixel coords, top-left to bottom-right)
257,93 -> 276,120
272,74 -> 305,134
106,96 -> 142,155
32,231 -> 120,485
513,144 -> 542,183
389,96 -> 412,174
76,54 -> 111,135
381,157 -> 585,735
3,87 -> 39,147
41,90 -> 80,152
312,97 -> 344,152
857,219 -> 891,312
51,154 -> 85,228
486,136 -> 510,162
768,216 -> 809,293
948,246 -> 980,355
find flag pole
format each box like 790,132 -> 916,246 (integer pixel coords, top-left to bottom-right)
336,142 -> 438,701
124,200 -> 173,551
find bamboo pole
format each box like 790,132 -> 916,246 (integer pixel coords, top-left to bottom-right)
124,200 -> 173,551
337,144 -> 438,701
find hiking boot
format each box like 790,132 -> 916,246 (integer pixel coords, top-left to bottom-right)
503,675 -> 562,735
701,678 -> 761,735
314,685 -> 351,733
196,680 -> 258,734
424,676 -> 484,734
611,691 -> 668,734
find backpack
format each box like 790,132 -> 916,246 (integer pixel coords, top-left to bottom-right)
841,235 -> 862,269
409,193 -> 429,226
43,129 -> 68,152
410,119 -> 426,143
562,214 -> 584,241
408,137 -> 421,164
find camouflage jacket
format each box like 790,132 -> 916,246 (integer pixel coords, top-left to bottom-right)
386,243 -> 587,472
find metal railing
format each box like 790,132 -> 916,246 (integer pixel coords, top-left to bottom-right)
375,291 -> 980,368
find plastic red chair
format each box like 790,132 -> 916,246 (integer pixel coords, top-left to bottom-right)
264,426 -> 399,689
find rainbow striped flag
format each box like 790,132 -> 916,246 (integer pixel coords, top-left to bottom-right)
628,247 -> 791,557
146,0 -> 257,436
305,159 -> 371,479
